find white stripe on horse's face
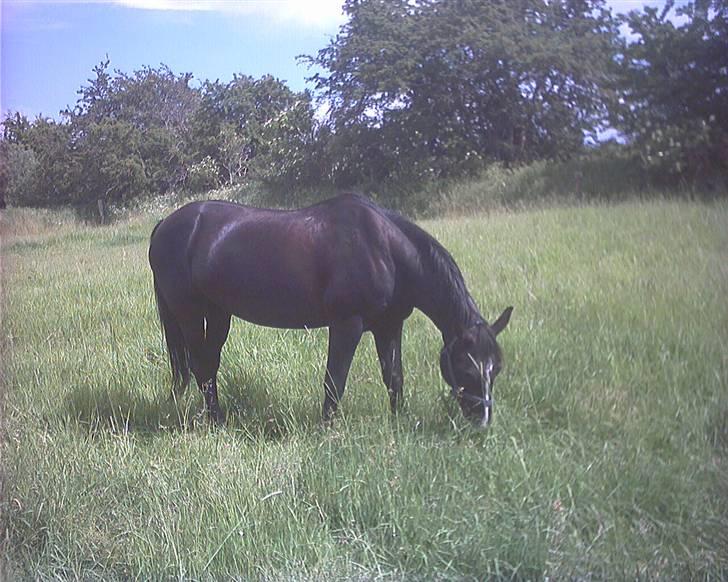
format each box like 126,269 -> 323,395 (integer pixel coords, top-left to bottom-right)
484,358 -> 493,385
480,405 -> 491,427
481,358 -> 494,427
463,354 -> 496,427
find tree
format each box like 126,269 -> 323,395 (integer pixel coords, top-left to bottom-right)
74,119 -> 148,205
0,142 -> 39,207
1,113 -> 34,206
0,115 -> 79,207
1,59 -> 323,209
306,0 -> 620,187
67,61 -> 200,198
191,74 -> 319,189
616,0 -> 728,180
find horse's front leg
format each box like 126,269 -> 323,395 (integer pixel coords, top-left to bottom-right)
322,317 -> 364,421
373,320 -> 404,413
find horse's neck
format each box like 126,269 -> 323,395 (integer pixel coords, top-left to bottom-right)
412,254 -> 480,342
385,210 -> 481,341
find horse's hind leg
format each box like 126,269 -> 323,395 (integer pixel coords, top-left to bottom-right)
180,303 -> 231,423
198,304 -> 232,423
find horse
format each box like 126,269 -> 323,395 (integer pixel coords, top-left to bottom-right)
148,193 -> 512,426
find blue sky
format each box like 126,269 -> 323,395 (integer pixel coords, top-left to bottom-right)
2,0 -> 671,121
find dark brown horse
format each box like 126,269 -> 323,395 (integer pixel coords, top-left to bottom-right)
149,194 -> 512,426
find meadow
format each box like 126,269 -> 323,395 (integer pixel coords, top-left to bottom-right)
1,197 -> 727,579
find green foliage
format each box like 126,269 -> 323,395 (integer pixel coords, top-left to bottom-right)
423,149 -> 661,216
74,119 -> 147,205
191,74 -> 319,190
4,116 -> 80,207
186,155 -> 221,193
306,0 -> 620,188
352,148 -> 665,218
255,98 -> 322,189
0,143 -> 39,206
67,60 -> 200,205
0,62 -> 320,212
616,0 -> 728,180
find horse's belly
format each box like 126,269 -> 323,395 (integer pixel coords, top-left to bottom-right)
199,263 -> 392,329
230,294 -> 328,329
202,274 -> 328,329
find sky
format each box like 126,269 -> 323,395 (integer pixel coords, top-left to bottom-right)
1,0 -> 675,121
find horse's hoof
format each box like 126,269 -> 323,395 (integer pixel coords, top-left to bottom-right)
206,408 -> 224,426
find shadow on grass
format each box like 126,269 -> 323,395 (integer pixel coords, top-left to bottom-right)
57,370 -> 324,441
59,381 -> 183,436
57,376 -> 485,448
221,369 -> 322,438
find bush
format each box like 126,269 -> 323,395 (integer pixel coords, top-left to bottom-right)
413,149 -> 723,217
0,143 -> 40,206
186,156 -> 221,193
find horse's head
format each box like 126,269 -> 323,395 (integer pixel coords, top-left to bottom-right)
440,307 -> 512,427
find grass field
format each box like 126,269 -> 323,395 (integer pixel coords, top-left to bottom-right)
2,199 -> 727,579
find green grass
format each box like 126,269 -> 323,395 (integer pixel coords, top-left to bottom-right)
2,200 -> 728,579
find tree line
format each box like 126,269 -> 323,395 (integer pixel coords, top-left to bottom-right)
1,0 -> 726,211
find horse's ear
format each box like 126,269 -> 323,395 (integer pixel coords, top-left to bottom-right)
491,306 -> 513,336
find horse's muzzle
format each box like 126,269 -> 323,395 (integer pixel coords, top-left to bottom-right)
454,390 -> 493,428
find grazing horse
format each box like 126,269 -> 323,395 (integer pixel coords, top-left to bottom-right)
149,194 -> 512,426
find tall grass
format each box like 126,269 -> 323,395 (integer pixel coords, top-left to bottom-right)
1,200 -> 727,579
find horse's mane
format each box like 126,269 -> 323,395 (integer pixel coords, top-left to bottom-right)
376,202 -> 479,329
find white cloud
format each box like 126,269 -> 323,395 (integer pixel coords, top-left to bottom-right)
110,0 -> 345,28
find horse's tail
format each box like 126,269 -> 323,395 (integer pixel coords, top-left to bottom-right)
150,221 -> 191,397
